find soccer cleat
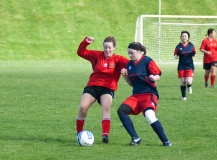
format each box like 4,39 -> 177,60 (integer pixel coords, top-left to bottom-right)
163,141 -> 172,146
210,86 -> 214,88
188,87 -> 192,94
182,97 -> 186,101
102,136 -> 109,143
129,137 -> 142,146
205,83 -> 208,87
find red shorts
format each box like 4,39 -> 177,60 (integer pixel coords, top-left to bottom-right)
178,70 -> 194,78
122,94 -> 158,115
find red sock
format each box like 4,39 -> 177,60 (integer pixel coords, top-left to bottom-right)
102,119 -> 110,136
211,75 -> 216,86
205,75 -> 209,83
76,119 -> 85,134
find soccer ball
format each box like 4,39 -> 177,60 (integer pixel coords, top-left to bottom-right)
77,130 -> 94,146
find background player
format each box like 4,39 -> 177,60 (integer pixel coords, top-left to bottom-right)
117,42 -> 171,146
174,31 -> 196,100
76,36 -> 129,143
200,28 -> 217,87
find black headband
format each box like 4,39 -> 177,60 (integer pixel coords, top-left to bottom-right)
128,43 -> 141,50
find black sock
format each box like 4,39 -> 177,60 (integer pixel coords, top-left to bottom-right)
118,114 -> 139,138
180,85 -> 186,97
187,84 -> 192,88
151,120 -> 169,143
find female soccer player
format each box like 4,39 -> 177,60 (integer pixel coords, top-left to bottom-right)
117,42 -> 171,146
200,28 -> 217,87
174,31 -> 196,100
76,36 -> 129,143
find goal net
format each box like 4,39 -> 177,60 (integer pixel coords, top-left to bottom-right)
135,15 -> 217,63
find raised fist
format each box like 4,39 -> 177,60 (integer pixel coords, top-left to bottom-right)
86,36 -> 94,43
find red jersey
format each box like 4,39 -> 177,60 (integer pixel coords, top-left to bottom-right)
200,38 -> 217,63
77,38 -> 129,91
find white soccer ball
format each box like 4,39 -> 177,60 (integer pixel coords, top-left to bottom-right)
77,130 -> 94,146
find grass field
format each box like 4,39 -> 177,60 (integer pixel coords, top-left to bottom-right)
1,60 -> 217,160
1,0 -> 217,159
1,0 -> 217,60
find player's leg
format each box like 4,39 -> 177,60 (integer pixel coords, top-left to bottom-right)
117,100 -> 141,146
186,77 -> 193,94
180,77 -> 187,100
179,70 -> 186,100
210,62 -> 217,87
76,93 -> 96,134
144,109 -> 171,146
204,69 -> 210,87
185,70 -> 194,94
141,94 -> 171,146
100,93 -> 113,143
204,63 -> 211,87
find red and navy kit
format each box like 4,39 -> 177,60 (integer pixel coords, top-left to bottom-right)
77,38 -> 129,91
174,42 -> 196,70
200,38 -> 217,63
126,55 -> 161,99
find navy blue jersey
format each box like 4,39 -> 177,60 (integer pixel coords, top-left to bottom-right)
127,55 -> 161,98
174,42 -> 196,70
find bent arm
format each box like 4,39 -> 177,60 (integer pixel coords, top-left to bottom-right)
77,36 -> 99,61
174,47 -> 179,59
77,37 -> 91,58
122,75 -> 132,86
121,68 -> 132,86
148,60 -> 162,82
149,75 -> 160,82
200,49 -> 211,55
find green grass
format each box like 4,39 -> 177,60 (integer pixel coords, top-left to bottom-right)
1,0 -> 217,159
1,0 -> 217,60
1,61 -> 217,160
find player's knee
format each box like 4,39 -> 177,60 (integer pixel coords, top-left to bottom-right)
102,105 -> 110,113
78,106 -> 87,114
181,80 -> 186,85
79,103 -> 90,113
144,109 -> 158,124
117,104 -> 132,115
187,82 -> 192,86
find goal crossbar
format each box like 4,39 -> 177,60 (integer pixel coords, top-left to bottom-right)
135,15 -> 217,63
139,15 -> 217,19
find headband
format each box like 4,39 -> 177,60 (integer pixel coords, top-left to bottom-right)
128,43 -> 141,50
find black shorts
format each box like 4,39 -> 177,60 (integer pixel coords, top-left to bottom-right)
83,86 -> 114,104
203,63 -> 211,70
211,61 -> 217,67
203,62 -> 217,70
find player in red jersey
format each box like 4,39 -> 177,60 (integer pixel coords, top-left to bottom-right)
76,36 -> 129,143
200,28 -> 217,87
117,42 -> 171,146
174,31 -> 196,100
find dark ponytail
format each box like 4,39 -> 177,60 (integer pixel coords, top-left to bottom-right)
128,42 -> 146,54
206,28 -> 215,36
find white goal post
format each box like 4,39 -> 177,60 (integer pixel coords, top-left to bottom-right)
135,15 -> 217,63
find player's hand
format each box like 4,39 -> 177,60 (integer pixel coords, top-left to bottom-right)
149,75 -> 155,81
121,68 -> 128,76
86,36 -> 94,43
206,51 -> 212,55
148,75 -> 160,82
174,54 -> 178,59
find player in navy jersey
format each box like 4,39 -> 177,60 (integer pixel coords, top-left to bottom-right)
117,42 -> 171,146
174,31 -> 196,100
